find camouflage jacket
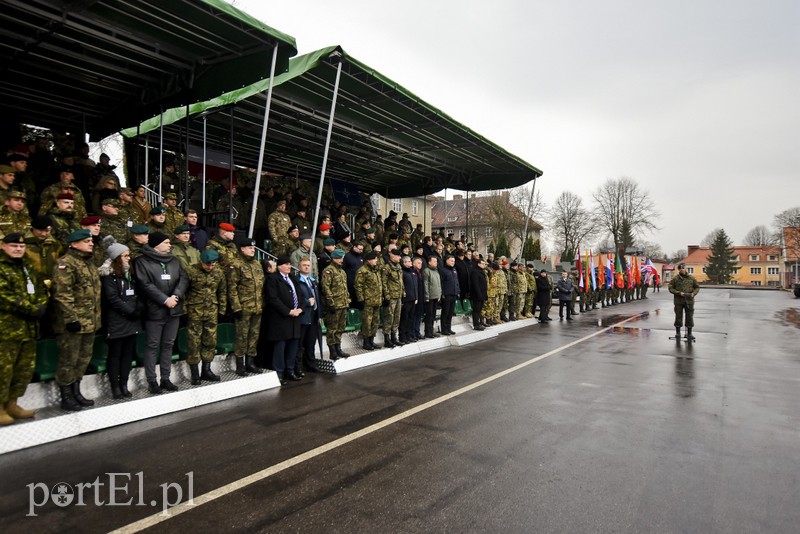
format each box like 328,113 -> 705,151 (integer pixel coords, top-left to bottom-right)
147,219 -> 168,234
48,208 -> 80,245
525,271 -> 537,294
52,247 -> 102,334
205,235 -> 238,267
24,230 -> 62,282
39,183 -> 87,219
117,204 -> 136,226
185,263 -> 227,319
496,269 -> 509,295
320,262 -> 349,309
171,240 -> 201,272
669,273 -> 699,303
382,261 -> 405,299
228,255 -> 265,315
355,263 -> 384,306
101,214 -> 130,245
164,206 -> 184,235
267,210 -> 292,241
0,207 -> 30,238
0,250 -> 48,340
515,270 -> 528,294
487,270 -> 497,298
272,235 -> 298,259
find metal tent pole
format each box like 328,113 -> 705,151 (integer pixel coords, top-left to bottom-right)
520,177 -> 538,262
184,103 -> 190,211
310,54 -> 344,250
249,44 -> 280,239
134,123 -> 141,188
202,115 -> 207,210
158,107 -> 164,200
229,108 -> 235,222
144,134 -> 149,187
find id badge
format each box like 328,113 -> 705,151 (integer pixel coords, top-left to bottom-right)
126,220 -> 133,227
161,274 -> 171,280
125,289 -> 135,296
26,283 -> 35,295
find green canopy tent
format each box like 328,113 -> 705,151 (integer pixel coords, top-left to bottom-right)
122,45 -> 543,241
0,0 -> 297,138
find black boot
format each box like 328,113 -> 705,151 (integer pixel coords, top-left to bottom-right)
119,382 -> 132,398
675,327 -> 681,338
686,328 -> 695,340
160,378 -> 178,392
60,385 -> 82,411
190,364 -> 201,385
383,333 -> 395,348
392,333 -> 405,346
147,380 -> 161,394
72,380 -> 94,407
201,361 -> 220,382
336,344 -> 351,358
109,377 -> 123,400
369,336 -> 382,350
235,357 -> 246,377
328,345 -> 339,361
362,336 -> 373,350
245,356 -> 263,374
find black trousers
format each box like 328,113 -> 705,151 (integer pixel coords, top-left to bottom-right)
424,299 -> 438,336
559,300 -> 572,319
441,295 -> 457,333
471,299 -> 485,326
106,334 -> 136,386
400,301 -> 415,340
298,322 -> 320,370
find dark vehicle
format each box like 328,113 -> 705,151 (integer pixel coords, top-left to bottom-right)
794,283 -> 800,298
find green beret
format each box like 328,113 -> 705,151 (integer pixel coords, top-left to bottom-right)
332,248 -> 345,259
2,232 -> 25,244
0,164 -> 16,174
200,249 -> 219,263
150,206 -> 165,215
323,238 -> 336,246
174,224 -> 190,234
67,229 -> 92,243
131,225 -> 149,235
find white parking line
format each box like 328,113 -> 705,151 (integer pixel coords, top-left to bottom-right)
112,313 -> 646,533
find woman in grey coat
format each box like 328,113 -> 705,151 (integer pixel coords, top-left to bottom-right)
556,271 -> 574,321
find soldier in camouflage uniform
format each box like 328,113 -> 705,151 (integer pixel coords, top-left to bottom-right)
513,262 -> 528,319
117,188 -> 136,226
0,233 -> 48,425
314,223 -> 334,255
524,265 -> 537,318
267,199 -> 292,241
0,191 -> 30,239
669,263 -> 700,340
272,225 -> 299,259
185,248 -> 227,384
205,222 -> 238,269
24,216 -> 61,283
293,206 -> 312,235
80,215 -> 110,267
495,262 -> 509,323
506,262 -> 519,320
485,263 -> 498,324
147,206 -> 169,234
48,193 -> 80,245
171,224 -> 200,271
127,225 -> 149,261
39,168 -> 87,220
163,193 -> 184,235
52,229 -> 102,411
228,236 -> 265,375
99,198 -> 130,244
382,248 -> 405,348
355,250 -> 384,350
320,248 -> 350,359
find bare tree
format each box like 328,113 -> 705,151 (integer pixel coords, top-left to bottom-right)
592,176 -> 659,258
636,240 -> 665,259
548,191 -> 594,261
508,184 -> 546,245
473,186 -> 544,259
700,228 -> 723,247
743,225 -> 779,246
669,249 -> 688,262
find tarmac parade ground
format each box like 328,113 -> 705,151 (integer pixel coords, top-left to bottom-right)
1,288 -> 798,533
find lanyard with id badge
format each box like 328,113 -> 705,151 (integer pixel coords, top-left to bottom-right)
160,262 -> 171,281
23,266 -> 35,295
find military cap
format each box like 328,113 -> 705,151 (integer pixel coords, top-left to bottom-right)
80,216 -> 102,226
131,224 -> 149,235
219,222 -> 235,232
540,269 -> 548,274
63,184 -> 78,191
389,248 -> 403,257
8,153 -> 27,162
502,260 -> 509,266
276,199 -> 287,205
56,192 -> 74,201
67,229 -> 92,243
2,232 -> 25,244
361,220 -> 371,226
174,224 -> 190,234
148,232 -> 170,248
0,164 -> 16,174
31,215 -> 53,230
59,166 -> 74,174
165,193 -> 177,200
365,251 -> 379,260
119,187 -> 133,195
491,263 -> 501,270
677,263 -> 686,269
318,224 -> 333,231
99,152 -> 110,160
6,190 -> 26,200
467,242 -> 474,247
371,241 -> 381,249
236,236 -> 256,248
365,227 -> 376,235
287,225 -> 299,233
510,261 -> 518,267
276,256 -> 291,266
323,238 -> 336,246
295,206 -> 307,213
332,248 -> 346,259
102,198 -> 121,207
299,233 -> 312,241
149,206 -> 165,215
200,249 -> 219,263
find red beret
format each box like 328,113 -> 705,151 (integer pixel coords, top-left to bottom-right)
80,216 -> 102,226
56,193 -> 74,201
219,222 -> 235,232
318,223 -> 333,231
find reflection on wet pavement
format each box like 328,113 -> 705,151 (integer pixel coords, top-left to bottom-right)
775,308 -> 800,329
673,339 -> 695,398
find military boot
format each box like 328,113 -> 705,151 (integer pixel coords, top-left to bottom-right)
362,336 -> 373,350
0,407 -> 13,425
383,332 -> 395,348
675,327 -> 681,338
119,382 -> 132,398
328,345 -> 340,361
60,385 -> 83,411
392,333 -> 405,346
245,357 -> 263,374
110,379 -> 124,400
369,337 -> 382,350
235,357 -> 246,376
201,361 -> 220,382
190,364 -> 202,385
336,344 -> 351,358
72,380 -> 95,407
5,399 -> 35,420
686,328 -> 695,340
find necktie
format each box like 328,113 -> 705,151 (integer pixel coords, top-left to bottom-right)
304,276 -> 316,309
284,275 -> 298,308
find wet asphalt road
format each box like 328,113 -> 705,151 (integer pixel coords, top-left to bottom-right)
2,288 -> 800,533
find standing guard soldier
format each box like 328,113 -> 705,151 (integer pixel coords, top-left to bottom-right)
80,215 -> 109,267
0,191 -> 30,238
52,229 -> 101,411
163,193 -> 183,234
117,187 -> 136,227
293,206 -> 312,235
267,198 -> 292,241
25,216 -> 61,282
185,248 -> 227,384
127,225 -> 149,261
147,206 -> 168,234
228,236 -> 265,376
669,263 -> 700,340
39,167 -> 87,219
485,263 -> 498,325
205,222 -> 238,268
355,250 -> 384,350
0,233 -> 48,424
506,262 -> 519,321
497,261 -> 510,322
524,264 -> 537,318
381,248 -> 405,348
48,192 -> 80,244
320,248 -> 351,359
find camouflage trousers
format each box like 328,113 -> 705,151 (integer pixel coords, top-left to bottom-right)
0,339 -> 36,402
674,300 -> 695,328
360,305 -> 381,337
187,316 -> 218,364
56,332 -> 94,386
325,307 -> 347,346
483,296 -> 494,319
234,312 -> 261,357
383,298 -> 402,334
525,293 -> 536,315
509,294 -> 520,316
499,293 -> 509,318
493,295 -> 504,321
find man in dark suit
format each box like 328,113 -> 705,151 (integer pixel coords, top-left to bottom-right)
295,256 -> 322,375
469,259 -> 488,330
265,257 -> 303,384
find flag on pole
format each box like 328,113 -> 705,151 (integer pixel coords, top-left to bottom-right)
575,246 -> 583,290
584,247 -> 591,292
606,255 -> 614,289
597,252 -> 605,288
615,254 -> 625,288
590,249 -> 597,290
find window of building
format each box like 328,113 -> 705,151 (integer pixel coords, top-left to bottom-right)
471,227 -> 478,239
411,200 -> 419,216
486,227 -> 493,237
730,280 -> 738,285
768,280 -> 781,287
732,268 -> 739,274
732,255 -> 740,262
750,267 -> 762,275
768,267 -> 780,275
447,216 -> 458,222
702,267 -> 707,273
752,280 -> 762,286
749,254 -> 760,261
392,198 -> 402,212
687,267 -> 694,274
768,254 -> 778,261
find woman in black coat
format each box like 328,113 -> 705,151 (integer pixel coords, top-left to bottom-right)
535,269 -> 553,322
100,243 -> 141,399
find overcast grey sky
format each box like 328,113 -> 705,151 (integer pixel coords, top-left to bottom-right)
233,0 -> 799,256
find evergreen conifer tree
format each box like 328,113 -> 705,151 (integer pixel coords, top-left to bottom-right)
705,229 -> 737,284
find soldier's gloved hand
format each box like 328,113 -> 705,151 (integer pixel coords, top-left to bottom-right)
65,321 -> 82,333
233,310 -> 244,320
34,304 -> 48,319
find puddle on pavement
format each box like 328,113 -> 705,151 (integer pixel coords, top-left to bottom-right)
595,311 -> 651,328
775,308 -> 800,329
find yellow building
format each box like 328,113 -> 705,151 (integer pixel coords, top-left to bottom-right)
679,245 -> 781,286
